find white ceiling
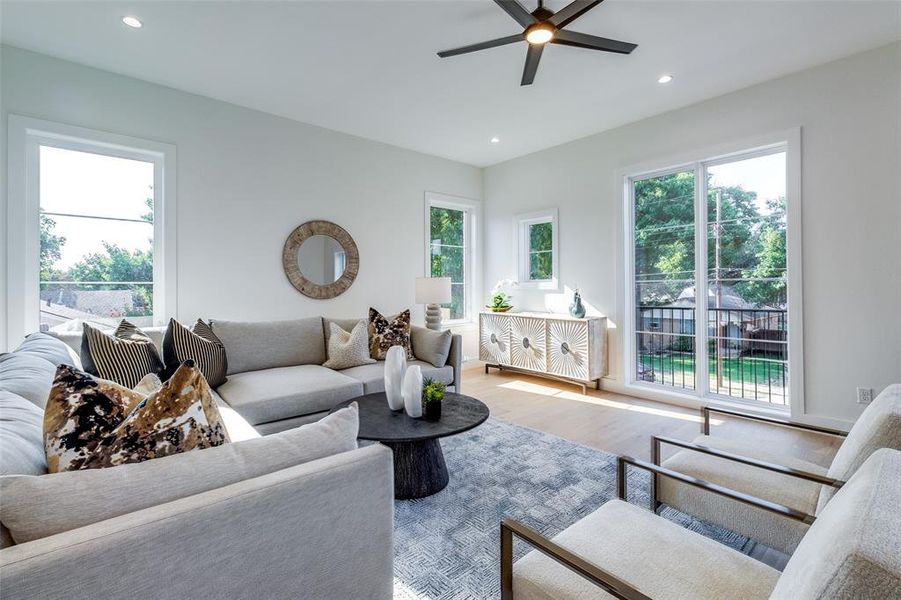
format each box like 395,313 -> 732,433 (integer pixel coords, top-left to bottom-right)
2,1 -> 899,167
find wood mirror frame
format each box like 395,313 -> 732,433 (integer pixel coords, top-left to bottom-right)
282,220 -> 359,299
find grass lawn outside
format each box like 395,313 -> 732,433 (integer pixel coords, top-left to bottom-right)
638,351 -> 787,404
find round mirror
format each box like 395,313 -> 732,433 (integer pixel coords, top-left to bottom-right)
283,220 -> 358,299
296,235 -> 346,285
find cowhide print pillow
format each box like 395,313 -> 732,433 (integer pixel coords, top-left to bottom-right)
44,362 -> 229,473
368,307 -> 413,360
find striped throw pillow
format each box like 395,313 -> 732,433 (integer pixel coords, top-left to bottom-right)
162,319 -> 228,387
81,321 -> 164,389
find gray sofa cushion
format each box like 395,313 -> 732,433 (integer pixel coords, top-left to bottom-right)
339,360 -> 454,394
51,326 -> 166,354
0,391 -> 46,477
14,333 -> 81,370
209,389 -> 260,442
0,404 -> 359,544
216,365 -> 362,425
411,325 -> 452,368
0,353 -> 56,408
212,318 -> 326,374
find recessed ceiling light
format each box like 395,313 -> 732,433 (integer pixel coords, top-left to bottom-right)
122,16 -> 143,28
657,74 -> 674,84
489,136 -> 501,144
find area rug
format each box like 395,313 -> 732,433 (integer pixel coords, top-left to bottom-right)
393,417 -> 754,600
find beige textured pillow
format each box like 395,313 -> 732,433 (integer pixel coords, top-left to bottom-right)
1,404 -> 359,543
323,322 -> 376,370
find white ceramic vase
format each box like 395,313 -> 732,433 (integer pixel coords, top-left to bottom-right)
384,346 -> 406,411
402,364 -> 423,418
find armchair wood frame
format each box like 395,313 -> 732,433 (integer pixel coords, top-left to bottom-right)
649,434 -> 845,511
499,457 -> 814,600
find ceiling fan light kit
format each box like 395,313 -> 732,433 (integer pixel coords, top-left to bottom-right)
437,0 -> 637,86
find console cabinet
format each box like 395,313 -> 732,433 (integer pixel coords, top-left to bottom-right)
479,312 -> 607,392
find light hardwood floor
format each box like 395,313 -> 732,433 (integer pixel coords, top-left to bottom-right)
462,361 -> 843,466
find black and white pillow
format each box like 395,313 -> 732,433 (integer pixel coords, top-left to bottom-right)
81,321 -> 164,389
162,319 -> 228,387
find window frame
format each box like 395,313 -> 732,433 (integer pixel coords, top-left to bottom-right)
621,129 -> 803,419
6,115 -> 177,348
515,208 -> 559,290
424,192 -> 480,326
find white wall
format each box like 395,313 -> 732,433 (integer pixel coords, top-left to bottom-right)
1,46 -> 482,349
483,42 -> 901,427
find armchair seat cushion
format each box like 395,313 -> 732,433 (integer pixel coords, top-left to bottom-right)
216,365 -> 363,425
659,434 -> 825,554
338,361 -> 454,394
513,499 -> 779,600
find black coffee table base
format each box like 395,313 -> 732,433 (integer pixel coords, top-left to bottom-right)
386,439 -> 449,500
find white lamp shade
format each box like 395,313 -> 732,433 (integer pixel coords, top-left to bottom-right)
415,277 -> 452,304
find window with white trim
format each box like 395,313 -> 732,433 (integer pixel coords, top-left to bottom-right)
7,116 -> 176,347
516,209 -> 558,288
425,193 -> 479,324
625,136 -> 801,410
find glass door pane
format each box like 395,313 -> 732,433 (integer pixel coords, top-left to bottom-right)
706,152 -> 788,405
633,171 -> 696,389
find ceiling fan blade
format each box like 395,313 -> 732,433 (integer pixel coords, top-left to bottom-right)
437,34 -> 524,58
521,43 -> 544,86
552,29 -> 637,54
494,0 -> 538,28
549,0 -> 604,28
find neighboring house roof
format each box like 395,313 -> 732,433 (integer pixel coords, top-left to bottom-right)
665,284 -> 759,311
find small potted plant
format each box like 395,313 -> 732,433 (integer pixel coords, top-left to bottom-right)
487,291 -> 513,312
421,378 -> 446,421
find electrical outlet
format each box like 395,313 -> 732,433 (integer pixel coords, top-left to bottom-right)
856,387 -> 873,404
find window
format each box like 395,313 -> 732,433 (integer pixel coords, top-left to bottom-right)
625,132 -> 801,411
425,193 -> 479,324
517,209 -> 559,289
39,147 -> 156,330
7,116 -> 176,348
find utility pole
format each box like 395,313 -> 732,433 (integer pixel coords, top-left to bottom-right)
715,189 -> 723,389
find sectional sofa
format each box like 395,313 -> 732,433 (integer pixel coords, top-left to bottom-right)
0,316 -> 460,599
50,316 -> 462,434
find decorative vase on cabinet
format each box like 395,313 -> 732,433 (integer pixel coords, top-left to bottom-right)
479,311 -> 606,393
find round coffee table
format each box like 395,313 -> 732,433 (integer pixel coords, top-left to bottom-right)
331,392 -> 489,499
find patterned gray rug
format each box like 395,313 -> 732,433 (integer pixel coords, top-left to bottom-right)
393,417 -> 753,600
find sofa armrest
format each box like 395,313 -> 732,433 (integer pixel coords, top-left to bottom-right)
448,333 -> 463,393
0,444 -> 395,600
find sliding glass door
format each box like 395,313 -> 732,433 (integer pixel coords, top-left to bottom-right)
629,145 -> 792,408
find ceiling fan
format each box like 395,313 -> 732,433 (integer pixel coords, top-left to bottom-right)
437,0 -> 637,86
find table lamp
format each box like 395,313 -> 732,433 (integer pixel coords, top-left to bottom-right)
415,277 -> 452,330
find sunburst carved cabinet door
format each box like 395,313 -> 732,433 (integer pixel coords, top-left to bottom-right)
479,313 -> 510,364
547,318 -> 604,381
509,316 -> 547,372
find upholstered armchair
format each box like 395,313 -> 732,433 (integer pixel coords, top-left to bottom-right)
654,383 -> 900,554
501,448 -> 901,600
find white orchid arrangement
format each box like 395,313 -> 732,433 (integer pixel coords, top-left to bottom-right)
489,279 -> 518,309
